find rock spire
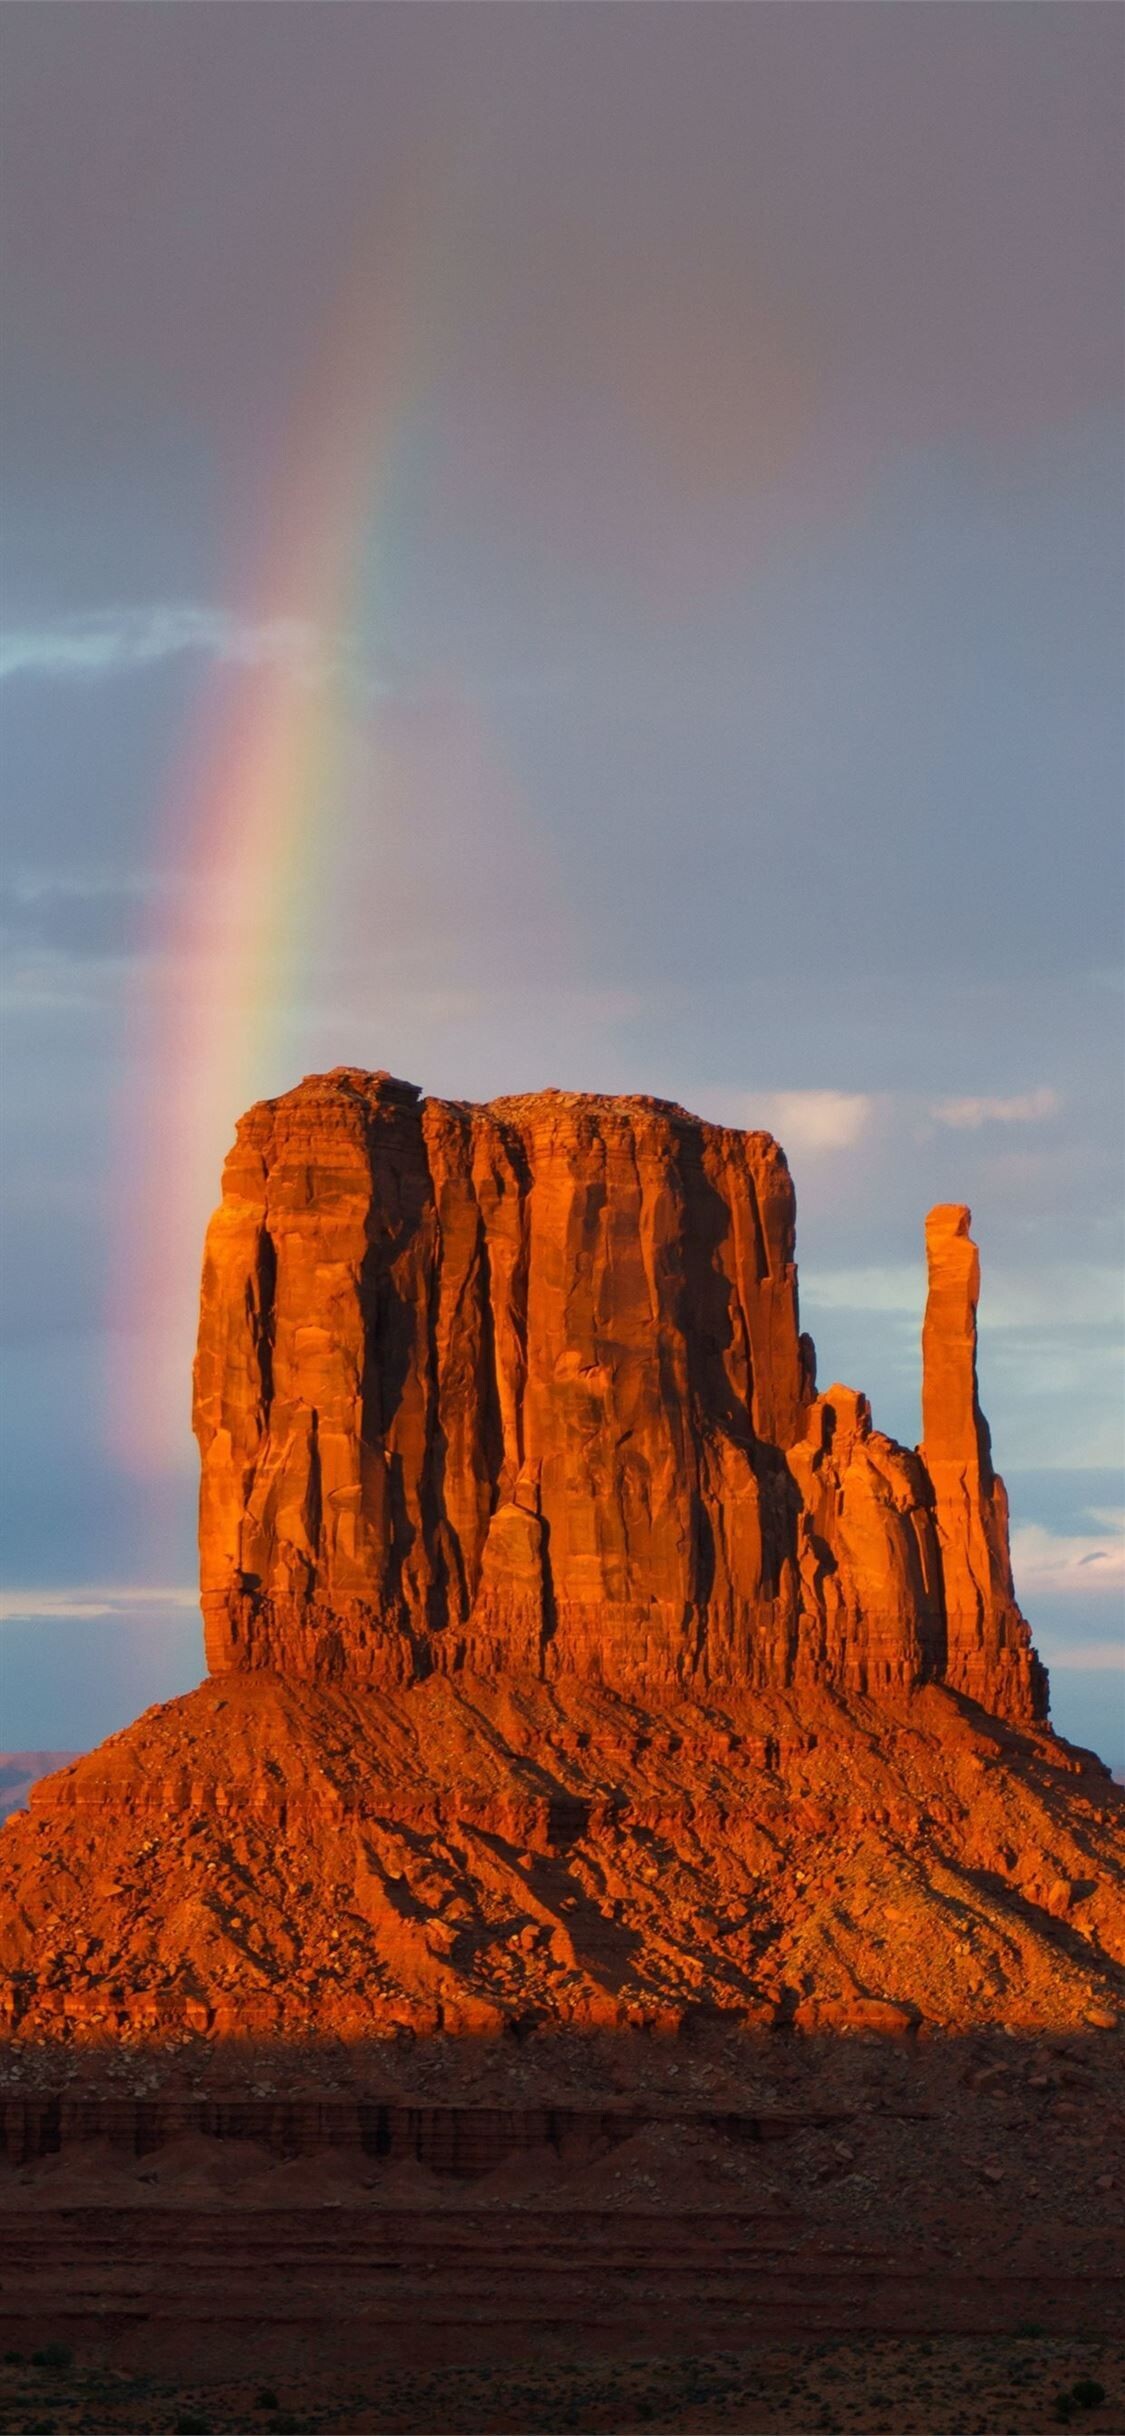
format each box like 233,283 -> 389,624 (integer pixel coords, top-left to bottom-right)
921,1203 -> 1045,1717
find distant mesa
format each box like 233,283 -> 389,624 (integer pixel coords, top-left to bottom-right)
0,1753 -> 81,1825
194,1068 -> 1045,1719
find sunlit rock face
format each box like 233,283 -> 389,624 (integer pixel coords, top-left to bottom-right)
193,1069 -> 1044,1721
1,1075 -> 1101,2055
920,1202 -> 1044,1719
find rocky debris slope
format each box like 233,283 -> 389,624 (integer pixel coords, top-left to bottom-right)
1,1671 -> 1119,2041
194,1070 -> 1042,1717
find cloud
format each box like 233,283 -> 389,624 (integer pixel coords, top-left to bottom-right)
1036,1639 -> 1125,1674
707,1090 -> 876,1153
1009,1520 -> 1125,1600
803,1261 -> 1122,1330
0,869 -> 172,967
3,870 -> 159,904
0,1586 -> 197,1623
802,1264 -> 922,1315
931,1086 -> 1060,1129
0,606 -> 320,683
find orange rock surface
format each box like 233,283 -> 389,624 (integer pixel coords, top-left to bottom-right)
1,1069 -> 1118,2052
193,1071 -> 1042,1717
1,1667 -> 1119,2043
920,1202 -> 1038,1715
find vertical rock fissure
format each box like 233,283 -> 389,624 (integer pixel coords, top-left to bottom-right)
304,1408 -> 322,1569
421,1178 -> 450,1631
253,1224 -> 277,1422
505,1121 -> 533,1483
471,1207 -> 506,1554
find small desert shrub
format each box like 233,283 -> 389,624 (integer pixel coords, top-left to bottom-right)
256,2394 -> 280,2413
31,2343 -> 72,2370
1054,2393 -> 1076,2423
174,2416 -> 210,2434
1072,2381 -> 1107,2410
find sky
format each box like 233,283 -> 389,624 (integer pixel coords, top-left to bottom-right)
1,4 -> 1122,1766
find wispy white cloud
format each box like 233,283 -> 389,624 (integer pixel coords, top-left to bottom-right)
707,1089 -> 877,1153
0,948 -> 137,1016
0,606 -> 320,683
1010,1520 -> 1125,1601
931,1086 -> 1060,1129
2,869 -> 161,905
0,1586 -> 197,1623
759,1090 -> 875,1152
1036,1639 -> 1125,1675
802,1263 -> 922,1315
803,1260 -> 1122,1330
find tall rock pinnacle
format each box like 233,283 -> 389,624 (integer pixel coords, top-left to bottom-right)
192,1070 -> 1046,1722
921,1203 -> 1046,1719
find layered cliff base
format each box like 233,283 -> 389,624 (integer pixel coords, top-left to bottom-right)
2,1671 -> 1119,2043
1,2021 -> 1122,2418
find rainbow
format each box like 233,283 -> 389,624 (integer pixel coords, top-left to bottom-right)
111,183 -> 439,1472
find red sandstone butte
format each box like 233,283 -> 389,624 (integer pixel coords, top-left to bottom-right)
3,1068 -> 1120,2051
193,1071 -> 1043,1719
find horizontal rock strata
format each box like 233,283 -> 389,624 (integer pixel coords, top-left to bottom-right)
2,2029 -> 1123,2381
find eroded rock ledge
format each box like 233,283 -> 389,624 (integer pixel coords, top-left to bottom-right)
193,1069 -> 1044,1721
